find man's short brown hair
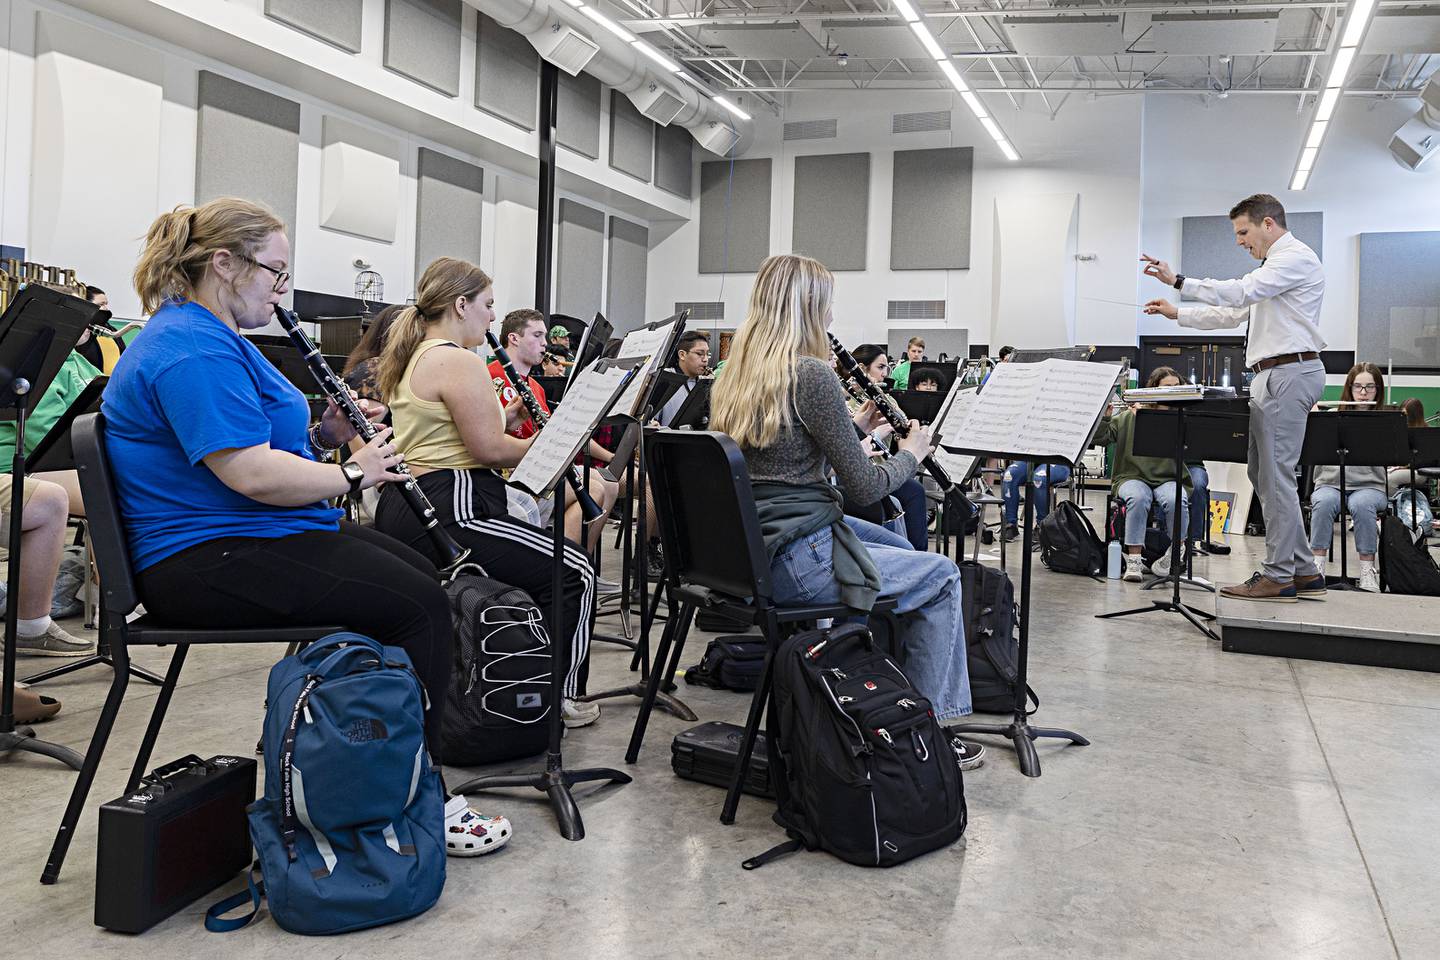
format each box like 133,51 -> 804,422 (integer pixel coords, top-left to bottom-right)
1229,194 -> 1287,229
502,308 -> 545,346
907,336 -> 925,348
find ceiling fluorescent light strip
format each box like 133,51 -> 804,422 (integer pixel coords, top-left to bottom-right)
579,4 -> 635,42
937,59 -> 968,93
713,95 -> 751,121
909,20 -> 947,61
1290,0 -> 1377,190
633,39 -> 680,73
893,0 -> 921,23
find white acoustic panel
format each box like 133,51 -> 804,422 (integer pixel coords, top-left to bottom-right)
29,12 -> 163,321
1139,13 -> 1280,55
1005,16 -> 1124,57
320,116 -> 401,242
991,193 -> 1078,350
1365,12 -> 1440,55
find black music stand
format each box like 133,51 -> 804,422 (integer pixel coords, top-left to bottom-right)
0,285 -> 97,770
893,389 -> 946,425
566,312 -> 612,390
1300,410 -> 1410,590
668,378 -> 711,430
19,377 -> 164,689
1096,401 -> 1247,640
453,358 -> 640,841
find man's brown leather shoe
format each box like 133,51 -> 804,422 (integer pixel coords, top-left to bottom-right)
1293,573 -> 1328,599
1219,571 -> 1298,603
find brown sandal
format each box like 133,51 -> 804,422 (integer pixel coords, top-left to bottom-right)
14,684 -> 62,724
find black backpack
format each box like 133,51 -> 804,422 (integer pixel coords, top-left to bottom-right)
1038,500 -> 1105,577
438,574 -> 552,767
744,623 -> 966,870
1379,511 -> 1440,596
685,636 -> 768,692
957,561 -> 1037,715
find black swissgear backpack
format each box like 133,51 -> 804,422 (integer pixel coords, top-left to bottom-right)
1038,500 -> 1105,577
1379,511 -> 1440,596
438,574 -> 551,767
744,623 -> 966,870
957,560 -> 1037,715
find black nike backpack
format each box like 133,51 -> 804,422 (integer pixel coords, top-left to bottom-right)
744,623 -> 966,870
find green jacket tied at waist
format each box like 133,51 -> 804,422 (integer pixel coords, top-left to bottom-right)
752,481 -> 881,614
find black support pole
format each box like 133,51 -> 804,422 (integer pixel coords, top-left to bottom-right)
535,60 -> 559,317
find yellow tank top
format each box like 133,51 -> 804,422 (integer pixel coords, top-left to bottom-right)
390,339 -> 484,471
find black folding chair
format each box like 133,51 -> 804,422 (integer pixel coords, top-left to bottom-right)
624,431 -> 898,825
41,414 -> 342,884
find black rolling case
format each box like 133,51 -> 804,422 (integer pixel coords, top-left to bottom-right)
95,754 -> 256,934
671,721 -> 773,798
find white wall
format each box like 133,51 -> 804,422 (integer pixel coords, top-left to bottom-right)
1140,94 -> 1440,355
647,91 -> 1146,351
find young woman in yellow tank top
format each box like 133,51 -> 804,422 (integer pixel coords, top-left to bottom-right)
372,257 -> 601,729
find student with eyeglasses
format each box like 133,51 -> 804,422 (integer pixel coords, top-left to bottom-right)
1307,362 -> 1388,592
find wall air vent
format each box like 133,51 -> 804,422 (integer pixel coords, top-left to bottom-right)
887,300 -> 946,321
783,118 -> 838,141
893,110 -> 951,134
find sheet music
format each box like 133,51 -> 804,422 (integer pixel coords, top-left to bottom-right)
509,362 -> 634,498
934,387 -> 978,480
610,319 -> 679,417
949,359 -> 1121,464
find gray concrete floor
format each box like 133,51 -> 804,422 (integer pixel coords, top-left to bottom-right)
1,533 -> 1434,959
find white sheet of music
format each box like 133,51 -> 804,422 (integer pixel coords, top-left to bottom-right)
949,359 -> 1121,463
610,320 -> 678,417
934,386 -> 978,480
509,362 -> 633,498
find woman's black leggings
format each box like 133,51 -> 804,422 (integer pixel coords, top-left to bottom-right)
136,523 -> 453,746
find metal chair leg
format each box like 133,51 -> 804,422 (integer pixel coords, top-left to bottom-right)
624,601 -> 694,764
125,645 -> 188,793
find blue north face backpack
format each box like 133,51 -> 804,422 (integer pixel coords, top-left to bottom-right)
207,633 -> 446,935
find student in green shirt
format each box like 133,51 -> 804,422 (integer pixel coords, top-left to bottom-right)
1094,366 -> 1193,582
890,336 -> 925,391
0,350 -> 103,516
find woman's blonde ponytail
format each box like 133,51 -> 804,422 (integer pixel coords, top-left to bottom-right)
132,198 -> 285,314
375,257 -> 493,401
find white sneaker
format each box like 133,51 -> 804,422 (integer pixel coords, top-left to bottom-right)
1151,551 -> 1172,578
562,698 -> 601,728
1358,562 -> 1380,593
1122,555 -> 1144,582
443,795 -> 512,857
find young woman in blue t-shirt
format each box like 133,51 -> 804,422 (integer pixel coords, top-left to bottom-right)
104,197 -> 510,857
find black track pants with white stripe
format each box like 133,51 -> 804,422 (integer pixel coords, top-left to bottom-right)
375,469 -> 596,698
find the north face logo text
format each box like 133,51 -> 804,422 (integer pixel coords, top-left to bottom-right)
346,718 -> 389,743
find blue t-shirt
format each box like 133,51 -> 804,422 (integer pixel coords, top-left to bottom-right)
102,300 -> 342,571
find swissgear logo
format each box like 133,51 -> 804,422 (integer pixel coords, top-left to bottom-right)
345,718 -> 389,744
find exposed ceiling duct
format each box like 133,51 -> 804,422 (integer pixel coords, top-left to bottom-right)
465,0 -> 754,155
1390,74 -> 1440,170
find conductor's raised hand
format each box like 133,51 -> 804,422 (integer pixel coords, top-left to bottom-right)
350,426 -> 405,489
897,424 -> 935,463
1140,255 -> 1177,286
1143,298 -> 1179,320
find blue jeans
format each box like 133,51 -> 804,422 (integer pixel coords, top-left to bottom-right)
894,477 -> 928,551
1392,487 -> 1433,539
1002,461 -> 1071,525
1309,485 -> 1386,555
770,516 -> 972,720
1187,465 -> 1210,540
1117,479 -> 1188,547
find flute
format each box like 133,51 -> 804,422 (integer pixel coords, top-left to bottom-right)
828,332 -> 959,494
484,330 -> 604,523
273,305 -> 470,573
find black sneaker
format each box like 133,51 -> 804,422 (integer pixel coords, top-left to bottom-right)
947,731 -> 986,771
1204,539 -> 1231,555
645,543 -> 666,581
981,527 -> 995,545
1001,524 -> 1021,543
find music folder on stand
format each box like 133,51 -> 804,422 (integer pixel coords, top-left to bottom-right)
0,285 -> 99,770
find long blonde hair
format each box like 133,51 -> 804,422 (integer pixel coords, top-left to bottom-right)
376,256 -> 492,400
133,198 -> 285,314
710,254 -> 833,450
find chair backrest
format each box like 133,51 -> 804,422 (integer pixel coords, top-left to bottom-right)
72,413 -> 141,616
646,430 -> 774,605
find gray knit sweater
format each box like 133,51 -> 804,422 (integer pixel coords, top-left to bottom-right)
742,356 -> 918,503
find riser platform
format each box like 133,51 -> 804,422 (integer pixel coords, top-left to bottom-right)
1217,590 -> 1440,672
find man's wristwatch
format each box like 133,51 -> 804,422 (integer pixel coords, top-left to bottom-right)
340,460 -> 365,496
1172,274 -> 1186,291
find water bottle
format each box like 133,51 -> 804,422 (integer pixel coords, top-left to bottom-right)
1107,539 -> 1122,579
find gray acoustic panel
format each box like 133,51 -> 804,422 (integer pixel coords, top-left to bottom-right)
415,148 -> 484,278
887,327 -> 968,362
1180,212 -> 1323,300
265,0 -> 362,52
384,0 -> 462,97
1357,230 -> 1440,370
609,90 -> 654,183
556,198 -> 605,321
890,146 -> 972,271
699,158 -> 771,274
195,71 -> 301,241
792,152 -> 869,272
606,216 -> 649,334
556,69 -> 601,160
474,12 -> 537,130
653,121 -> 693,199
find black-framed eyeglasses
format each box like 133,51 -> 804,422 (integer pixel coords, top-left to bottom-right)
1352,383 -> 1378,393
241,255 -> 291,292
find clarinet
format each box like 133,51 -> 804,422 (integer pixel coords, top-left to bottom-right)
272,305 -> 470,573
484,330 -> 604,523
828,332 -> 959,494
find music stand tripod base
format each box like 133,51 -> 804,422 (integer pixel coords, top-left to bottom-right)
0,727 -> 84,769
